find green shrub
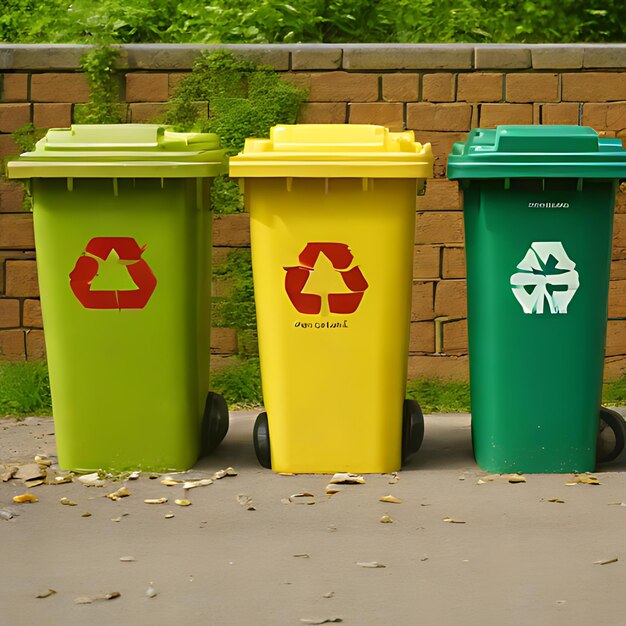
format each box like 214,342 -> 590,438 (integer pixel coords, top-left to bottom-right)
0,361 -> 52,417
210,357 -> 263,407
406,378 -> 471,413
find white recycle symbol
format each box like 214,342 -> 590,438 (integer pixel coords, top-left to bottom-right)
510,242 -> 580,314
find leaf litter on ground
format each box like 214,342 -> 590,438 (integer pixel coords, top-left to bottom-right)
329,473 -> 365,485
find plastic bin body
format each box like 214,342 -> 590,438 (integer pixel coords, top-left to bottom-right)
448,125 -> 626,473
8,125 -> 225,472
231,124 -> 433,473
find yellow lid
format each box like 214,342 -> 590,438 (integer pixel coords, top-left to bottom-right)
229,124 -> 433,178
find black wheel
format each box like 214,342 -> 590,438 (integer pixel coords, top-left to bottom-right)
402,399 -> 425,464
253,412 -> 272,469
201,392 -> 229,454
597,406 -> 626,465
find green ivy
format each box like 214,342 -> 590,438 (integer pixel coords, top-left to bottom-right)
166,50 -> 306,214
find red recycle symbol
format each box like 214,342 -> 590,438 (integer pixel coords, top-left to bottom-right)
69,237 -> 157,310
284,242 -> 369,315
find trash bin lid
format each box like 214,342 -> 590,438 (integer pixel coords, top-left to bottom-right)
229,124 -> 433,178
7,124 -> 227,179
447,125 -> 626,179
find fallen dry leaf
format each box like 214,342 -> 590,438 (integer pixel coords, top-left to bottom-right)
164,513 -> 175,519
300,618 -> 342,625
379,495 -> 402,504
77,472 -> 106,487
567,474 -> 601,486
608,502 -> 626,506
145,583 -> 158,598
329,473 -> 365,485
293,553 -> 310,558
74,591 -> 121,604
289,492 -> 316,504
212,467 -> 238,480
119,556 -> 135,562
160,478 -> 182,486
60,497 -> 77,506
443,517 -> 466,524
106,486 -> 130,501
111,513 -> 129,522
548,499 -> 565,504
34,455 -> 52,467
144,498 -> 168,505
128,471 -> 140,480
54,475 -> 73,485
356,561 -> 386,568
35,589 -> 56,599
594,558 -> 618,565
388,472 -> 400,485
508,475 -> 527,484
81,512 -> 91,518
279,472 -> 295,477
325,485 -> 342,495
13,493 -> 38,504
16,463 -> 46,483
236,494 -> 256,511
323,592 -> 335,599
380,515 -> 393,524
183,479 -> 213,490
174,499 -> 192,507
1,466 -> 18,482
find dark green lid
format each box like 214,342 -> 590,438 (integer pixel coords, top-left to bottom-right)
447,125 -> 626,179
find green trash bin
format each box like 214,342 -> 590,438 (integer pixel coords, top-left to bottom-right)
8,124 -> 229,472
447,125 -> 626,473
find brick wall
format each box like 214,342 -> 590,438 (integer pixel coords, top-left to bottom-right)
2,43 -> 626,379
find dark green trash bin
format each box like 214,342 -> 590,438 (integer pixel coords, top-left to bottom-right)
447,125 -> 626,473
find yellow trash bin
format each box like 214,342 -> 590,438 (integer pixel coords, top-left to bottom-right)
230,124 -> 433,473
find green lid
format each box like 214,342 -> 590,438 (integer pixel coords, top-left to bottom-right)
447,125 -> 626,179
8,124 -> 227,179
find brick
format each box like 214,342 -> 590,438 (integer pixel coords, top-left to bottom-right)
349,103 -> 404,130
422,73 -> 455,102
5,260 -> 39,297
410,131 -> 466,178
282,72 -> 311,92
612,259 -> 626,280
298,102 -> 346,124
407,103 -> 471,132
415,212 -> 464,245
168,72 -> 191,97
605,355 -> 626,380
210,327 -> 237,354
584,46 -> 626,69
209,355 -> 238,372
382,73 -> 419,102
25,329 -> 46,360
125,73 -> 169,103
532,46 -> 584,70
33,103 -> 72,129
442,318 -> 468,354
614,214 -> 626,248
562,73 -> 626,102
0,213 -> 34,248
442,247 -> 466,279
0,299 -> 20,328
435,279 -> 467,317
542,103 -> 579,125
22,299 -> 42,328
582,103 -> 626,132
0,103 -> 31,133
506,73 -> 559,103
0,134 -> 20,158
413,246 -> 440,279
0,250 -> 35,292
129,103 -> 168,123
0,329 -> 25,361
1,74 -> 28,101
213,214 -> 250,247
411,281 -> 435,321
343,45 -> 473,71
308,72 -> 378,102
212,246 -> 234,269
410,321 -> 435,353
291,47 -> 342,70
608,280 -> 626,318
479,103 -> 533,127
475,46 -> 531,70
606,320 -> 626,357
30,73 -> 89,103
0,181 -> 24,213
457,73 -> 503,103
416,179 -> 461,211
407,354 -> 469,381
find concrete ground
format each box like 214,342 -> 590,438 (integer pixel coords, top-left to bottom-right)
2,409 -> 626,626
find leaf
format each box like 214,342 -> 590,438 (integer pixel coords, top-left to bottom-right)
325,485 -> 342,495
106,486 -> 130,501
356,561 -> 386,568
323,592 -> 335,598
144,498 -> 168,505
379,495 -> 402,504
165,513 -> 175,519
329,473 -> 365,485
548,499 -> 565,504
175,499 -> 192,507
508,474 -> 526,484
279,473 -> 295,477
1,466 -> 18,482
75,591 -> 121,604
13,493 -> 38,503
380,515 -> 393,524
443,517 -> 466,524
55,475 -> 73,484
300,618 -> 342,624
128,471 -> 141,480
81,512 -> 92,517
289,492 -> 316,504
293,553 -> 310,558
119,556 -> 135,562
60,497 -> 77,506
594,558 -> 618,565
35,589 -> 56,599
78,473 -> 106,487
388,472 -> 400,485
145,584 -> 158,598
15,463 -> 46,482
161,478 -> 182,486
183,479 -> 213,490
236,494 -> 255,510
